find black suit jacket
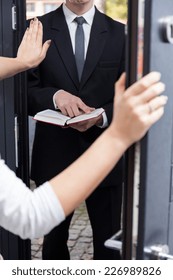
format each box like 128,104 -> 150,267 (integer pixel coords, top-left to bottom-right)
28,5 -> 125,186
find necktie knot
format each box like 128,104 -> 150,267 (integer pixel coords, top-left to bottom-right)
74,16 -> 85,26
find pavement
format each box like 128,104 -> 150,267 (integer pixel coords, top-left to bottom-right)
31,202 -> 93,260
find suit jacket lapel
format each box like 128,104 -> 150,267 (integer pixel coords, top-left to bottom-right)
80,8 -> 108,88
51,6 -> 79,89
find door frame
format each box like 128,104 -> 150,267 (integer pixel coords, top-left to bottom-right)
0,0 -> 30,260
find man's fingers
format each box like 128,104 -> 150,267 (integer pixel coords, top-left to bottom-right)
60,107 -> 68,116
66,106 -> 75,118
56,91 -> 94,115
71,104 -> 82,117
78,101 -> 94,114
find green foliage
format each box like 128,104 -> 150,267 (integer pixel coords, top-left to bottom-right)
105,0 -> 127,21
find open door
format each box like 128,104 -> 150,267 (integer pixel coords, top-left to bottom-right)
123,0 -> 173,260
0,0 -> 30,259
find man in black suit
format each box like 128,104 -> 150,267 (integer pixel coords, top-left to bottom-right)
28,0 -> 125,260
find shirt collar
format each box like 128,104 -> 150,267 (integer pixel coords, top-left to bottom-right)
62,3 -> 95,26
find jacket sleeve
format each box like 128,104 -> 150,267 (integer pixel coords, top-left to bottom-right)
27,66 -> 60,117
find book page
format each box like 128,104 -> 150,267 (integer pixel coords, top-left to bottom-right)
34,109 -> 70,126
34,108 -> 104,126
67,108 -> 104,125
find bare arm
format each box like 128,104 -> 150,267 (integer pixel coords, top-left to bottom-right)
0,72 -> 167,239
50,72 -> 167,216
0,18 -> 50,80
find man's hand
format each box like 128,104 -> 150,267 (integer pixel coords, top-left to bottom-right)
55,90 -> 94,117
17,18 -> 51,69
69,114 -> 103,132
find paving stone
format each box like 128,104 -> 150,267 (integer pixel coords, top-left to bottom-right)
31,245 -> 39,251
31,239 -> 40,245
35,251 -> 42,259
87,246 -> 94,254
70,229 -> 83,235
70,249 -> 83,259
82,227 -> 93,237
67,240 -> 76,247
75,220 -> 88,226
81,254 -> 93,260
37,238 -> 43,245
31,202 -> 93,260
68,233 -> 79,240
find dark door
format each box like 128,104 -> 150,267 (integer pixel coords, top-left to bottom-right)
124,0 -> 173,260
0,0 -> 30,259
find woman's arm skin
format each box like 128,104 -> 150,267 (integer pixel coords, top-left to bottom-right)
0,18 -> 50,80
50,72 -> 167,216
0,72 -> 167,239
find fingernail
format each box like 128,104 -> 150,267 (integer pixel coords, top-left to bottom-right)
153,71 -> 161,79
162,95 -> 168,102
47,40 -> 51,45
159,82 -> 166,91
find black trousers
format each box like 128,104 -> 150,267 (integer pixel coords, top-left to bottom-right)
42,184 -> 122,260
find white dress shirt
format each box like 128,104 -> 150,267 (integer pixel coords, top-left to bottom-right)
53,4 -> 108,128
0,158 -> 65,239
63,3 -> 95,59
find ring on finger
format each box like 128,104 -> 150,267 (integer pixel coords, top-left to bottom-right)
148,103 -> 153,114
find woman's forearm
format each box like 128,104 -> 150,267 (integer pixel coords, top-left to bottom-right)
0,57 -> 27,80
50,72 -> 167,217
50,128 -> 126,216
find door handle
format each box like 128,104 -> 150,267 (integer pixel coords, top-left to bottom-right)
104,230 -> 122,251
12,5 -> 17,30
160,16 -> 173,44
144,244 -> 173,260
14,116 -> 19,168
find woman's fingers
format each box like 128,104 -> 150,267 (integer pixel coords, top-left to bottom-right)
125,72 -> 161,97
147,95 -> 168,114
115,72 -> 126,94
31,18 -> 39,43
27,19 -> 34,40
134,95 -> 168,116
137,82 -> 166,104
41,40 -> 51,59
147,107 -> 165,126
36,20 -> 43,46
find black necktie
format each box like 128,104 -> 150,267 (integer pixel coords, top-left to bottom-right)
74,17 -> 85,81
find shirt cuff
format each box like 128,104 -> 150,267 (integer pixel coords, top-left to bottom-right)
53,90 -> 63,109
97,111 -> 108,128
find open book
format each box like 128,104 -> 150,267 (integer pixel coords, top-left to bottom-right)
33,108 -> 104,127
